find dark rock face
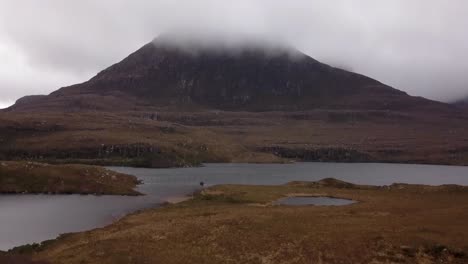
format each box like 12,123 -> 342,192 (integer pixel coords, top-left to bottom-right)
9,36 -> 449,112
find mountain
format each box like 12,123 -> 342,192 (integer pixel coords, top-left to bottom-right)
7,35 -> 449,112
2,35 -> 467,168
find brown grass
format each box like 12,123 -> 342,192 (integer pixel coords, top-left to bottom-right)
0,253 -> 48,264
0,161 -> 141,195
25,179 -> 468,264
1,109 -> 468,167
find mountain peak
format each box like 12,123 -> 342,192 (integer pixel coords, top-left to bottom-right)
8,35 -> 446,112
151,32 -> 302,58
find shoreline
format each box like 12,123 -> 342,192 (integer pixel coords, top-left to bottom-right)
4,155 -> 468,170
4,160 -> 468,252
4,162 -> 468,263
9,178 -> 468,263
164,196 -> 193,204
3,195 -> 190,253
0,161 -> 142,196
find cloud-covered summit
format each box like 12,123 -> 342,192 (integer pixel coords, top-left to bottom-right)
153,31 -> 304,59
0,0 -> 468,108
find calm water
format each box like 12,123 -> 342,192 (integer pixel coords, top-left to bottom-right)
274,196 -> 356,206
1,162 -> 468,250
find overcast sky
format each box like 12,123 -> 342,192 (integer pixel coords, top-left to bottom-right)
1,0 -> 467,108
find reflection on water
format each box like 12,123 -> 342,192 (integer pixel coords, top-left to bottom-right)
1,162 -> 468,250
0,194 -> 159,250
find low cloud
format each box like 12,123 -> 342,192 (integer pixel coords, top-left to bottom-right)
0,0 -> 467,103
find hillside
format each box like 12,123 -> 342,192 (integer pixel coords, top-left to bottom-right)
1,36 -> 467,167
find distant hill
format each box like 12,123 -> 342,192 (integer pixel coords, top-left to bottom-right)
7,35 -> 450,112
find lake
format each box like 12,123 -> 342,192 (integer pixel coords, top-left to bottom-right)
1,162 -> 468,250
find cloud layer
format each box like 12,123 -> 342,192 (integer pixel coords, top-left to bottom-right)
1,0 -> 467,108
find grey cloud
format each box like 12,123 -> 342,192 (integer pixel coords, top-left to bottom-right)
0,0 -> 467,105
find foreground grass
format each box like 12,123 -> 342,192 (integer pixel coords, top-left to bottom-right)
0,161 -> 141,195
10,178 -> 467,264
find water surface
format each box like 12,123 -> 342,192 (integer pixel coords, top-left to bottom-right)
2,162 -> 468,250
112,162 -> 468,192
0,195 -> 158,250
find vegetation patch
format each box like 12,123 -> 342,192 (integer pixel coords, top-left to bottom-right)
0,161 -> 141,195
25,179 -> 468,263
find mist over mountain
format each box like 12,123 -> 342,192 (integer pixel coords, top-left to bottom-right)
7,34 -> 451,113
453,96 -> 468,107
153,32 -> 301,57
2,1 -> 468,107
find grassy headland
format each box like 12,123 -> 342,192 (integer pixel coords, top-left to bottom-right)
12,178 -> 468,264
0,161 -> 141,195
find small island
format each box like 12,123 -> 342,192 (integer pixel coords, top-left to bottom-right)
0,161 -> 141,195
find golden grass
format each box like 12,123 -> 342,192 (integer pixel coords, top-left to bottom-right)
24,179 -> 468,264
0,161 -> 140,195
